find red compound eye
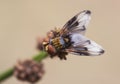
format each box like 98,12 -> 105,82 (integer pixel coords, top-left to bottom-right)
47,45 -> 56,55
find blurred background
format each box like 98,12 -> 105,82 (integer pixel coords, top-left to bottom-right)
0,0 -> 120,84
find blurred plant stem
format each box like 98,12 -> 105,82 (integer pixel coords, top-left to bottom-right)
0,51 -> 48,82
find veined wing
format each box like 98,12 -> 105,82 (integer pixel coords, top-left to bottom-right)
61,10 -> 91,35
66,33 -> 104,56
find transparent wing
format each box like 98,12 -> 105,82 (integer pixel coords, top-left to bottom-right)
66,33 -> 104,56
61,10 -> 91,35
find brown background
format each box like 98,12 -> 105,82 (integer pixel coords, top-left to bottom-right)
0,0 -> 120,84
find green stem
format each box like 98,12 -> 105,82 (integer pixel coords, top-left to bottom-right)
0,51 -> 48,83
33,51 -> 48,62
0,68 -> 14,82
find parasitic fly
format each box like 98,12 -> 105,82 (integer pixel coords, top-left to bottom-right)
37,10 -> 105,60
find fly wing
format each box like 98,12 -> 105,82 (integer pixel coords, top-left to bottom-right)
61,10 -> 91,35
66,33 -> 104,56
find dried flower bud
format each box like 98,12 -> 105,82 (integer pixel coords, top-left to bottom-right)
14,60 -> 45,83
36,37 -> 44,50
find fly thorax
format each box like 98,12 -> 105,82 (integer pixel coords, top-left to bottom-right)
50,37 -> 65,50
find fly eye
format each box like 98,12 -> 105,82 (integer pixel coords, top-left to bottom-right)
48,45 -> 56,55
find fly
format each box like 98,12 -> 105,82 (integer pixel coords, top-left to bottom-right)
37,10 -> 105,60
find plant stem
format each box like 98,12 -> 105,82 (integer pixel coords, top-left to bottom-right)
33,51 -> 48,62
0,68 -> 14,82
0,51 -> 48,83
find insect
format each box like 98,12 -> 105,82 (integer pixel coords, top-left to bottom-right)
37,10 -> 105,60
